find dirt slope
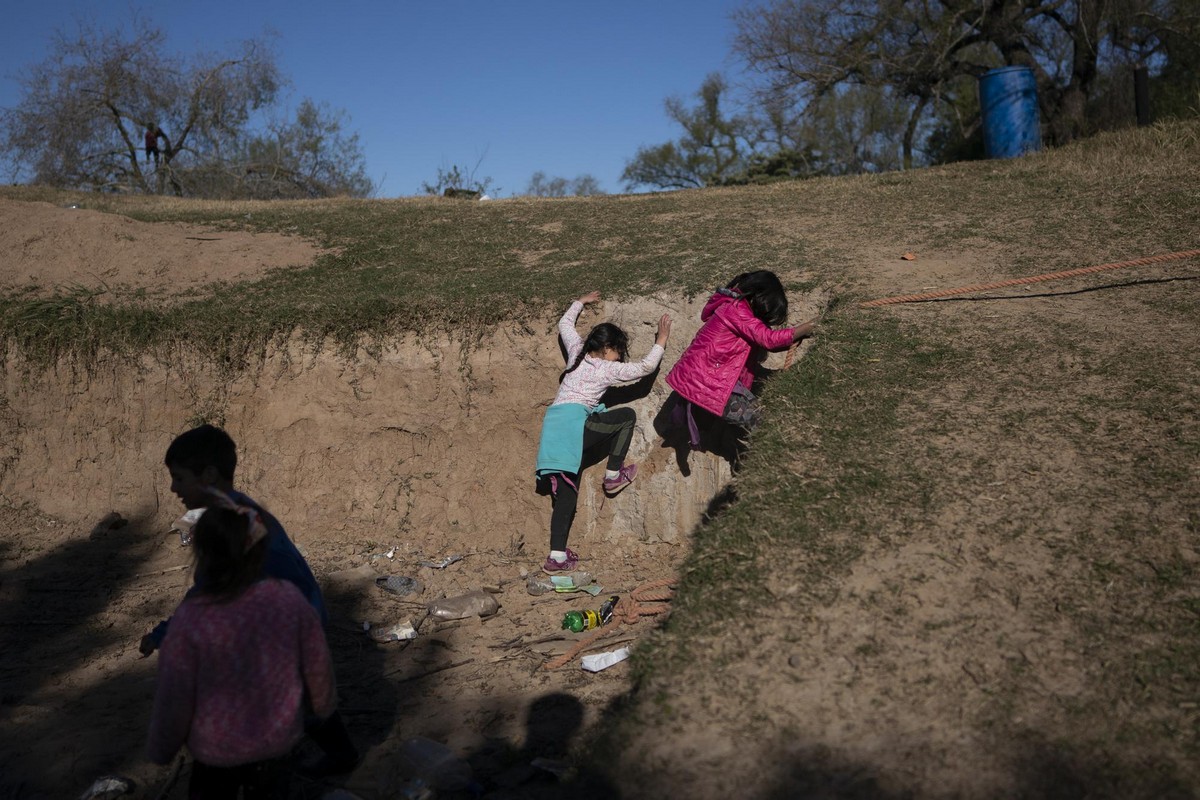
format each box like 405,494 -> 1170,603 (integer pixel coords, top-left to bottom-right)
2,162 -> 1197,800
0,196 -> 823,798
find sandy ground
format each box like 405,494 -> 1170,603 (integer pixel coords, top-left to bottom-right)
0,198 -> 323,297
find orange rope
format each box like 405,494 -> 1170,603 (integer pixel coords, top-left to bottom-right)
541,578 -> 675,670
859,248 -> 1200,308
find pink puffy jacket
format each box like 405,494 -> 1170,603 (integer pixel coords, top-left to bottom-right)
666,291 -> 795,417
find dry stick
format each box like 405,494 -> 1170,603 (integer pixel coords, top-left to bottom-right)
493,633 -> 570,650
381,658 -> 473,682
134,564 -> 190,578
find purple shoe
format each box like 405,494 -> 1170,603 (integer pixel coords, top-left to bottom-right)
603,463 -> 637,496
542,547 -> 580,574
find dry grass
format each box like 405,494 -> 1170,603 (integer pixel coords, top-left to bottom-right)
2,120 -> 1200,798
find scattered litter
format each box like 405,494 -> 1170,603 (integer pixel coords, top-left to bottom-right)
428,590 -> 499,620
901,252 -> 917,261
78,775 -> 134,800
367,620 -> 418,643
526,574 -> 553,595
170,508 -> 205,546
375,575 -> 424,597
526,571 -> 601,596
556,578 -> 604,597
562,609 -> 600,632
599,595 -> 620,624
562,595 -> 620,632
419,554 -> 464,569
581,647 -> 631,672
368,547 -> 397,564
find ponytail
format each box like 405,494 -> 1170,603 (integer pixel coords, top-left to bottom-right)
725,270 -> 787,327
560,323 -> 630,382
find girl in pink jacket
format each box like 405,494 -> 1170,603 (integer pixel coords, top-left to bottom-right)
147,491 -> 337,798
666,271 -> 814,445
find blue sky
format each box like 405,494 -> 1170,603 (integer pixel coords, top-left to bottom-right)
1,1 -> 750,197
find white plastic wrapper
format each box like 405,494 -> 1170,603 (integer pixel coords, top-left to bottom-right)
170,508 -> 206,545
580,646 -> 631,672
368,620 -> 418,642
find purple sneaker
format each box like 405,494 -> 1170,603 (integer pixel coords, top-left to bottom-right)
603,463 -> 637,496
542,548 -> 580,574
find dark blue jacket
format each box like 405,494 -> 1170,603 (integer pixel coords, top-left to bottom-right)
148,490 -> 326,647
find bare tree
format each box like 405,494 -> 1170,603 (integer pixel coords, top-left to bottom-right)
420,154 -> 496,197
622,73 -> 757,190
1,19 -> 372,198
524,171 -> 605,197
733,0 -> 1200,161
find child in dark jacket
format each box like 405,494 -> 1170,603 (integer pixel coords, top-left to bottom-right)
147,493 -> 335,798
141,424 -> 358,777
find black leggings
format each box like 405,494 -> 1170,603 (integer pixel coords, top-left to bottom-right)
547,407 -> 636,551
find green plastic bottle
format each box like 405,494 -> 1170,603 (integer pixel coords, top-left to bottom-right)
561,609 -> 600,632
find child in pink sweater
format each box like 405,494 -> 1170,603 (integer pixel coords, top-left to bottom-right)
534,291 -> 671,573
147,491 -> 336,798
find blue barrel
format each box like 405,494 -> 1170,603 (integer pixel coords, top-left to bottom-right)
979,66 -> 1041,158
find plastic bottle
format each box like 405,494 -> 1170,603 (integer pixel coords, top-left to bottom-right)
172,508 -> 205,547
526,571 -> 594,596
526,574 -> 557,596
426,590 -> 499,620
396,736 -> 473,792
562,609 -> 601,632
599,595 -> 620,625
562,595 -> 621,632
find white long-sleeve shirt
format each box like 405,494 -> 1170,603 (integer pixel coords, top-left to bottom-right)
551,301 -> 664,410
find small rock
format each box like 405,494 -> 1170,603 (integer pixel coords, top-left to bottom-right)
788,654 -> 803,669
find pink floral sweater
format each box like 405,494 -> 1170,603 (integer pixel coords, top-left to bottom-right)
147,579 -> 336,767
552,301 -> 664,409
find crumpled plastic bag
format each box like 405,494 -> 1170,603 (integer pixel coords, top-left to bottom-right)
427,590 -> 499,620
170,508 -> 205,545
78,776 -> 134,800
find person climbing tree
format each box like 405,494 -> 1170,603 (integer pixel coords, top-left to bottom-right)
144,124 -> 161,167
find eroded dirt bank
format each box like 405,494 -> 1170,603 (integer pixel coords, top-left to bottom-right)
1,295 -> 736,548
0,290 -> 821,798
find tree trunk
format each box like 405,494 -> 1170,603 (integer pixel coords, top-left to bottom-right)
903,95 -> 930,169
1053,0 -> 1103,144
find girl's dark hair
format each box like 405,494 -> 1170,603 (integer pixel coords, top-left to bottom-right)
561,322 -> 630,381
727,271 -> 788,327
192,507 -> 267,603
